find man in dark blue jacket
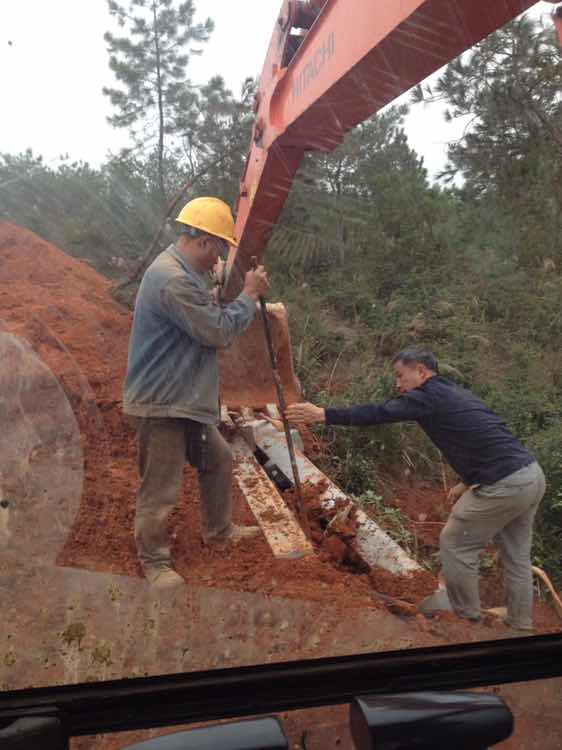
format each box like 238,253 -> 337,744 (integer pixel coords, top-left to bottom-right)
286,347 -> 545,630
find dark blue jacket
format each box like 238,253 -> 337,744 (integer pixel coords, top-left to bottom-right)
325,376 -> 534,486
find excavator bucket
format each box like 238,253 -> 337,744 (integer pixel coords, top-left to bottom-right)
219,302 -> 301,410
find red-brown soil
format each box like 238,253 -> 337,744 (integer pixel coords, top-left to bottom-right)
285,479 -> 438,604
2,222 -> 560,635
0,222 -> 382,612
383,477 -> 452,549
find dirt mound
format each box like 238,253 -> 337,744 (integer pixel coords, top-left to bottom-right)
0,221 -> 130,404
0,221 -> 138,573
0,222 -> 381,611
284,479 -> 438,604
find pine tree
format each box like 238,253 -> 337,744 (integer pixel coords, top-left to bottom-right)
413,16 -> 562,267
178,76 -> 256,202
432,16 -> 562,198
103,0 -> 213,201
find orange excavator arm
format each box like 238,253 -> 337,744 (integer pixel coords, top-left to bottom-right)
224,0 -> 549,299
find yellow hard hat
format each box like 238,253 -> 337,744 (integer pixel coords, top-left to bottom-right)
176,197 -> 238,247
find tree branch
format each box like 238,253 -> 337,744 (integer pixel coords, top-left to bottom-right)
112,144 -> 240,300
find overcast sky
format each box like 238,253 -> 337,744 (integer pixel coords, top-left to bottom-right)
0,1 -> 553,178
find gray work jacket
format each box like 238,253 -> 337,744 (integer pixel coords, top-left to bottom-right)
123,244 -> 256,423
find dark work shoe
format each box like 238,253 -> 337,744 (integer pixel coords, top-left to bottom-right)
205,523 -> 261,545
418,587 -> 454,617
484,607 -> 534,631
144,566 -> 185,590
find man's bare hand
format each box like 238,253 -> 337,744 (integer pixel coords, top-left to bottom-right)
285,402 -> 326,426
243,266 -> 269,300
212,258 -> 226,286
447,482 -> 467,503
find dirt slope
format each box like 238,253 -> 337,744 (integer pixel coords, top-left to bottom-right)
0,222 -> 404,610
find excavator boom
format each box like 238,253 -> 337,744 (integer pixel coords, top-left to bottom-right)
224,0 -> 543,298
217,0 -> 561,557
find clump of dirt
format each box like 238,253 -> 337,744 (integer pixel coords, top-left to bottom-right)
284,479 -> 438,605
258,507 -> 286,524
285,479 -> 361,566
368,567 -> 437,603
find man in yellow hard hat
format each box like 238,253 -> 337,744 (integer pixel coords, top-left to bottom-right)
123,197 -> 269,590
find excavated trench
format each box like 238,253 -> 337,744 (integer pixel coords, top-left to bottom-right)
283,479 -> 437,605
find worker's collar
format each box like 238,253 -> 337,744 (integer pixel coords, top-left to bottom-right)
168,242 -> 206,279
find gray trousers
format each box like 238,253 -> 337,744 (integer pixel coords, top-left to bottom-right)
135,417 -> 232,573
440,462 -> 546,628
